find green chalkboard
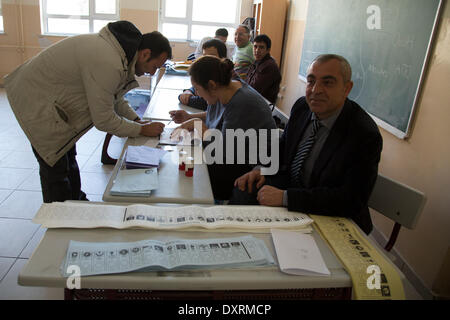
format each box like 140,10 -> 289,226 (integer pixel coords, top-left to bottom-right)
299,0 -> 442,138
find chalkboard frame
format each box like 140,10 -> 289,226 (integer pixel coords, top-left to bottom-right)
298,0 -> 443,139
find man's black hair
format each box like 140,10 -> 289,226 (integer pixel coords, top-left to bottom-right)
202,39 -> 227,58
139,31 -> 173,60
254,34 -> 271,49
215,28 -> 228,38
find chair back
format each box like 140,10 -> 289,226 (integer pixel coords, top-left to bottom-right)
368,174 -> 426,229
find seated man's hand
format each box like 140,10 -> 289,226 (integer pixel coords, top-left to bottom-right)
179,92 -> 193,105
140,122 -> 165,137
256,185 -> 284,207
169,110 -> 191,123
234,169 -> 265,194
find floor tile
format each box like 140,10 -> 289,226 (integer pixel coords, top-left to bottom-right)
1,125 -> 27,138
76,154 -> 91,170
20,227 -> 47,259
0,189 -> 13,205
17,170 -> 41,192
86,194 -> 103,202
0,218 -> 40,257
81,154 -> 115,174
78,127 -> 105,143
75,140 -> 101,156
0,190 -> 43,219
0,150 -> 12,161
0,150 -> 39,169
80,172 -> 112,195
0,136 -> 32,152
0,257 -> 15,281
0,259 -> 64,300
0,168 -> 33,189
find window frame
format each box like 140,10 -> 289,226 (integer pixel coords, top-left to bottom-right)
40,0 -> 120,36
159,0 -> 241,42
0,1 -> 4,33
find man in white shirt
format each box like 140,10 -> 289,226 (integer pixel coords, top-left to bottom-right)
194,28 -> 234,60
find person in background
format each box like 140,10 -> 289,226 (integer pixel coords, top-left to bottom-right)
170,56 -> 276,200
230,54 -> 382,235
246,34 -> 281,104
194,28 -> 234,60
232,25 -> 255,80
179,39 -> 228,110
4,21 -> 171,203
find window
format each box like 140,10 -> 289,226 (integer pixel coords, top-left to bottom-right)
160,0 -> 240,42
0,1 -> 4,33
40,0 -> 119,35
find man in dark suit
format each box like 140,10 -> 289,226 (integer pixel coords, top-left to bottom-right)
229,54 -> 382,234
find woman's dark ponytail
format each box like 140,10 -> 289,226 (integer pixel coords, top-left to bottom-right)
189,56 -> 233,89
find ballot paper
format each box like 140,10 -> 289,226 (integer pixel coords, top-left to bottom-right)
271,229 -> 330,276
110,168 -> 158,196
159,127 -> 201,146
125,145 -> 167,169
60,235 -> 275,277
33,202 -> 314,233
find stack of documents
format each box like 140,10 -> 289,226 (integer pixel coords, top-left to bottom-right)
110,168 -> 158,197
159,127 -> 201,146
60,235 -> 275,276
125,145 -> 167,169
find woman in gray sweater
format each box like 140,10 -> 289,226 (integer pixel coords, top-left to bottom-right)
170,56 -> 276,200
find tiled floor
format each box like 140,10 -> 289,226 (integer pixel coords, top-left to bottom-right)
0,88 -> 423,300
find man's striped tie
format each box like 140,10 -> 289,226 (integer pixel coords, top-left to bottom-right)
290,118 -> 322,185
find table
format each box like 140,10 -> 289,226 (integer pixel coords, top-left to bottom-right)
18,221 -> 352,300
103,72 -> 214,205
102,138 -> 214,204
142,88 -> 201,121
156,73 -> 192,90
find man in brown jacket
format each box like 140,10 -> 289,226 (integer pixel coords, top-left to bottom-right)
246,34 -> 282,104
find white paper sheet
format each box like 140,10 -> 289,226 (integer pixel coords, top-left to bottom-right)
271,229 -> 330,276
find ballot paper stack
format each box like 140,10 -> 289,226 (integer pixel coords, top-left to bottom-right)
110,167 -> 159,197
125,145 -> 167,169
60,235 -> 275,276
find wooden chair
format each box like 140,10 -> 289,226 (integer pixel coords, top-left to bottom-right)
368,174 -> 426,252
101,68 -> 166,165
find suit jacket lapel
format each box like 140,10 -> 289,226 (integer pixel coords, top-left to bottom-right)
310,100 -> 352,185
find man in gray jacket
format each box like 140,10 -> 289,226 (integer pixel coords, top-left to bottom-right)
4,21 -> 172,203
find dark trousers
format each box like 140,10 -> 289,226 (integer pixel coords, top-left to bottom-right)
228,174 -> 288,205
32,145 -> 88,203
207,163 -> 254,201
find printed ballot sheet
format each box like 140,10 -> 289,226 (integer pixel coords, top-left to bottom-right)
61,236 -> 275,277
271,229 -> 330,276
110,168 -> 159,196
33,202 -> 314,233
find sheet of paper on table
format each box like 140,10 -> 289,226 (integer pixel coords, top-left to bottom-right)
271,229 -> 330,276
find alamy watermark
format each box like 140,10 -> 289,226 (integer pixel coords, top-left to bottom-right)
174,120 -> 280,175
66,265 -> 81,289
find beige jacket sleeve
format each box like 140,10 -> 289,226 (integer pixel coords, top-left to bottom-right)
114,96 -> 140,121
80,62 -> 142,138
